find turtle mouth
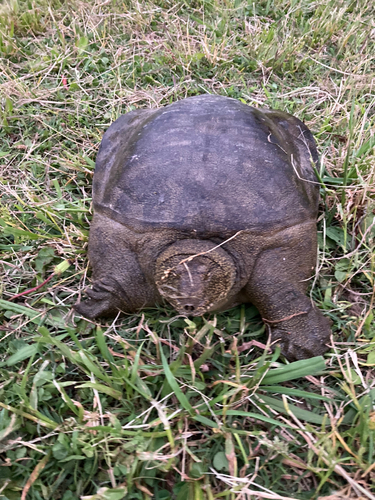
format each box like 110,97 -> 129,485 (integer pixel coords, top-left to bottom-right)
155,239 -> 237,316
158,286 -> 214,316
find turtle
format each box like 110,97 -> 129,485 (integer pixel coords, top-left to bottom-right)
75,94 -> 331,361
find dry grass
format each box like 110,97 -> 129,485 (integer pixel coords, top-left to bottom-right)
0,0 -> 375,499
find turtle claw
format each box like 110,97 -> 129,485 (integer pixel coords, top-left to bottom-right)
270,308 -> 331,361
75,280 -> 123,319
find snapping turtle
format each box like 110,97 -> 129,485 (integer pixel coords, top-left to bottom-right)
75,94 -> 331,360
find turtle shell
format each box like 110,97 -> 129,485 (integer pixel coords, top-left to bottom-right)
93,95 -> 320,235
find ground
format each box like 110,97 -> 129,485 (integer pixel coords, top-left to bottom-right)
0,1 -> 374,499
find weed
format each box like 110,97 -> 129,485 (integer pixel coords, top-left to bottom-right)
1,1 -> 375,499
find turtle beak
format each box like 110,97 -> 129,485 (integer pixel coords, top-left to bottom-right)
159,263 -> 211,316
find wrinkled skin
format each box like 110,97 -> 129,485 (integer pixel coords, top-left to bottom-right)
75,95 -> 331,361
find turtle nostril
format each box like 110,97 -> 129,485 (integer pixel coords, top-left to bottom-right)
184,304 -> 195,312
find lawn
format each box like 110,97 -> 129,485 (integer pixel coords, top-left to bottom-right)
0,0 -> 374,499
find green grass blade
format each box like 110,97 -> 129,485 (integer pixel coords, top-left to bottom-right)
0,299 -> 42,323
215,410 -> 292,428
76,382 -> 122,400
5,344 -> 39,366
261,386 -> 332,402
261,356 -> 326,384
160,348 -> 194,416
258,395 -> 326,424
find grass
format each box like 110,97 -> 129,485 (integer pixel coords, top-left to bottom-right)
0,0 -> 375,498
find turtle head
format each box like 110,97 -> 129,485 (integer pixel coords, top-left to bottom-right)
155,240 -> 237,316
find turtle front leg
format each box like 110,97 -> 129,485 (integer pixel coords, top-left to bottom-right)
75,214 -> 157,320
246,227 -> 331,360
75,277 -> 127,319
